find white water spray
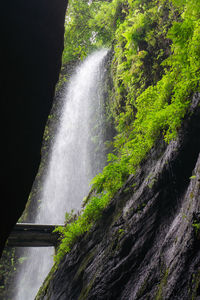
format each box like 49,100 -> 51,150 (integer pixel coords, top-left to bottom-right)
14,49 -> 108,300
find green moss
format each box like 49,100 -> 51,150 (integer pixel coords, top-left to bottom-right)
118,228 -> 125,236
0,247 -> 24,300
190,192 -> 194,199
136,276 -> 150,298
78,274 -> 97,300
192,222 -> 200,236
191,271 -> 200,300
155,268 -> 169,300
73,250 -> 96,282
148,178 -> 157,189
109,226 -> 128,255
35,264 -> 57,300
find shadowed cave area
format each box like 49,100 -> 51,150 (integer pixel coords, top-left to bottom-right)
0,0 -> 68,256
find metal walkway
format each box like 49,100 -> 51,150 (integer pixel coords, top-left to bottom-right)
7,223 -> 64,247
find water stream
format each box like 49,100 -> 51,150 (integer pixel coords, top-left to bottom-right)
13,49 -> 108,299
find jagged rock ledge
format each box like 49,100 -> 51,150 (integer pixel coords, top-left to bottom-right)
38,93 -> 200,300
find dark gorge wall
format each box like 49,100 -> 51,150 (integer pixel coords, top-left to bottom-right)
0,0 -> 68,256
38,93 -> 200,300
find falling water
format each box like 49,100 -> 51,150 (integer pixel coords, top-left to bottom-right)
13,49 -> 108,300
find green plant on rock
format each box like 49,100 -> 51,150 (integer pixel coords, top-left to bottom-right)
192,221 -> 200,235
155,268 -> 169,300
54,193 -> 110,264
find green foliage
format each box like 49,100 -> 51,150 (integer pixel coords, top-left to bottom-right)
54,194 -> 110,264
62,0 -> 129,63
90,0 -> 127,46
64,209 -> 77,224
54,0 -> 200,264
62,0 -> 107,64
18,257 -> 28,265
62,0 -> 95,63
192,221 -> 200,235
0,248 -> 18,299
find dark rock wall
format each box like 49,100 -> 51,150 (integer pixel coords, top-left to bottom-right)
0,0 -> 68,256
38,93 -> 200,300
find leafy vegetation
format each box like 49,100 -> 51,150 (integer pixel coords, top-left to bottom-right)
62,0 -> 103,63
192,221 -> 200,235
54,0 -> 200,265
0,248 -> 21,300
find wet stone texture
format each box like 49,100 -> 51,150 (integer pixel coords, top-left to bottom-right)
38,93 -> 200,300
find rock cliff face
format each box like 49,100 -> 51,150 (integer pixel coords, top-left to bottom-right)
38,93 -> 200,300
0,0 -> 68,255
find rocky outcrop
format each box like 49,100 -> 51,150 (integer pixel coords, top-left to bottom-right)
0,0 -> 68,256
38,93 -> 200,299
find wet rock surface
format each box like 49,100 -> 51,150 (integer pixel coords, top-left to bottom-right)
39,93 -> 200,300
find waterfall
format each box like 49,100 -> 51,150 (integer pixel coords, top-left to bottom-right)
13,49 -> 108,300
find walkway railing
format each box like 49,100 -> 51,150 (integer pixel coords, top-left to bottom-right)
7,223 -> 64,247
